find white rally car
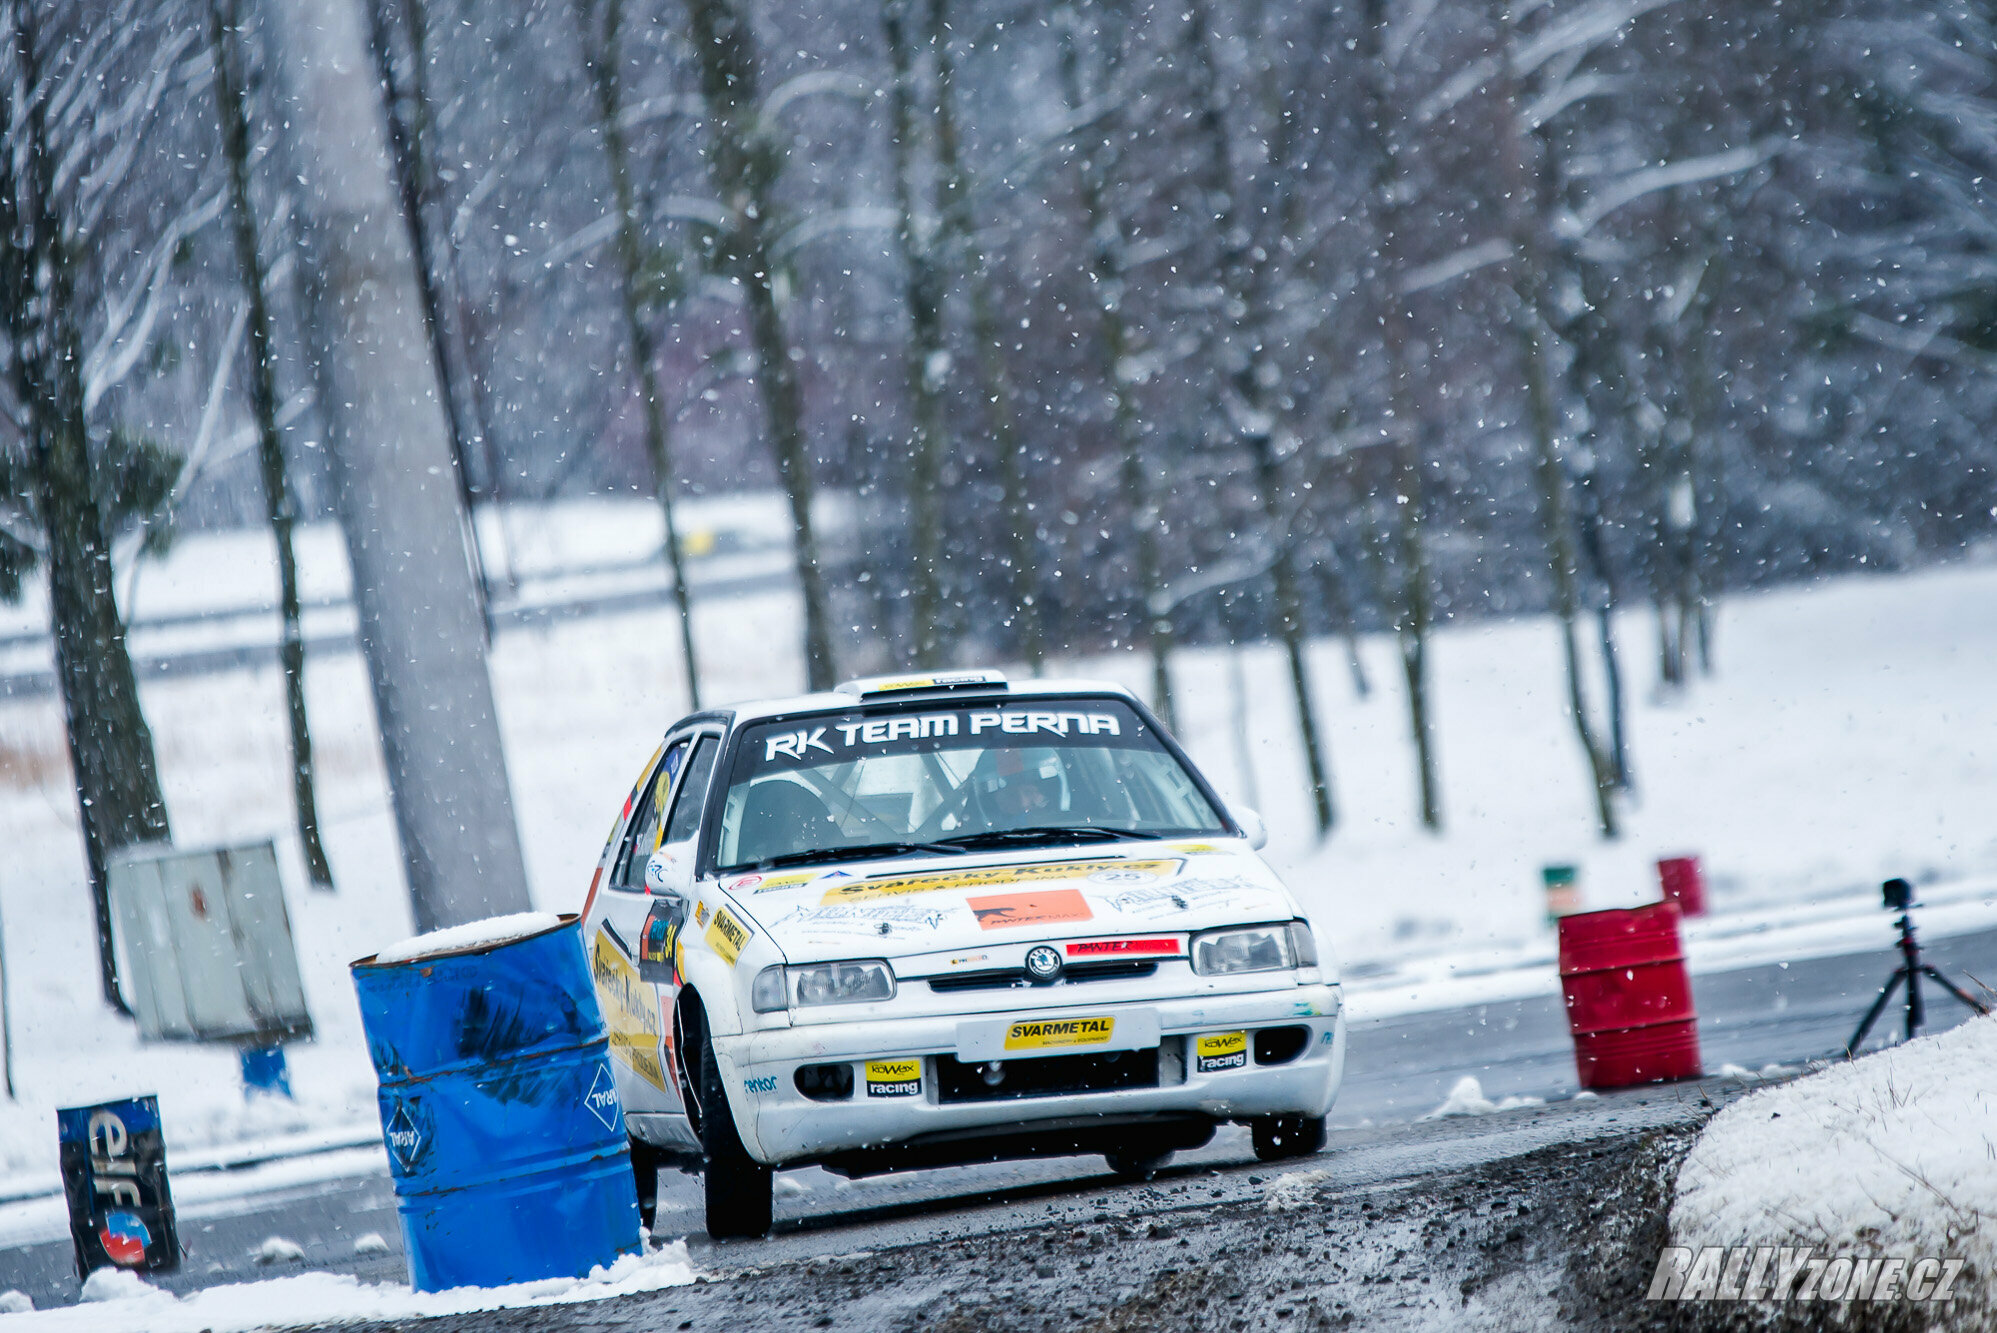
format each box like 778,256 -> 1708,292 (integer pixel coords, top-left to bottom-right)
579,671 -> 1344,1239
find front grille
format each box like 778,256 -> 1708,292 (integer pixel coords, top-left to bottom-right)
925,961 -> 1161,993
936,1048 -> 1160,1103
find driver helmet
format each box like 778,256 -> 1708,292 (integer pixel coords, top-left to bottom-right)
985,748 -> 1063,820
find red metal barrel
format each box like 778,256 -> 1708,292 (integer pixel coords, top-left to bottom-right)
1557,902 -> 1702,1090
1656,856 -> 1706,917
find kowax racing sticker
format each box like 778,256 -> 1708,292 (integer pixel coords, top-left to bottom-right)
866,1059 -> 922,1097
822,858 -> 1183,905
1004,1016 -> 1115,1051
584,1063 -> 622,1132
1196,1031 -> 1249,1073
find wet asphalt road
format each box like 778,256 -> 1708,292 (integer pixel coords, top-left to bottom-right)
2,925 -> 1991,1314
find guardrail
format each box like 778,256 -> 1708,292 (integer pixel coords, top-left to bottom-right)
0,549 -> 829,700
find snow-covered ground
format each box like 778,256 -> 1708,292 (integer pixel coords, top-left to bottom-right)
1671,1013 -> 1997,1309
0,1240 -> 698,1330
0,499 -> 1991,1194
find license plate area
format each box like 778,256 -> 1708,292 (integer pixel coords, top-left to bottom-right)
935,1048 -> 1159,1103
956,1009 -> 1161,1062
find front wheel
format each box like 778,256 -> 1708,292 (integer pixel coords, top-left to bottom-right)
697,1032 -> 773,1239
1251,1114 -> 1326,1162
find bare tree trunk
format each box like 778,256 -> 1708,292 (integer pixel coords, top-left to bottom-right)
1252,434 -> 1335,834
1574,461 -> 1632,789
1496,18 -> 1619,838
1522,308 -> 1619,838
361,0 -> 494,642
579,0 -> 702,708
881,0 -> 950,667
928,0 -> 1040,672
1307,546 -> 1369,700
3,0 -> 171,1010
1185,0 -> 1332,832
1361,0 -> 1440,830
992,379 -> 1043,673
409,0 -> 516,597
1392,441 -> 1440,828
268,0 -> 533,931
208,0 -> 335,887
683,0 -> 836,690
1054,5 -> 1172,727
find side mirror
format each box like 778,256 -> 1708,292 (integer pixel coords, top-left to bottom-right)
645,847 -> 692,898
1229,803 -> 1268,851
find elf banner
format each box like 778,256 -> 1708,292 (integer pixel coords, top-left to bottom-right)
57,1095 -> 180,1277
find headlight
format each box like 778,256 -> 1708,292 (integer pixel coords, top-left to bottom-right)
772,959 -> 896,1008
751,965 -> 788,1013
1287,920 -> 1319,968
1191,923 -> 1297,976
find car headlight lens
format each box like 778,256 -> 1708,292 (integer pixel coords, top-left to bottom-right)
789,960 -> 896,1007
750,965 -> 788,1013
1287,920 -> 1319,969
1191,923 -> 1296,976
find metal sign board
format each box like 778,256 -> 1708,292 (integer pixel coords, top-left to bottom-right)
108,842 -> 313,1044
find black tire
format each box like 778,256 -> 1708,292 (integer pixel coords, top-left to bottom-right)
1251,1114 -> 1327,1162
629,1138 -> 662,1233
1105,1149 -> 1173,1182
697,1032 -> 773,1239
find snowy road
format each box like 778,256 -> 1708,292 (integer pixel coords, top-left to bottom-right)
2,922 -> 1989,1316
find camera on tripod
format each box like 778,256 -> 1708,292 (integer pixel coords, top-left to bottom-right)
1881,877 -> 1913,912
1846,877 -> 1989,1058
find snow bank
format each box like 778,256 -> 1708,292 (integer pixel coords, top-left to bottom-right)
1672,1014 -> 1997,1303
4,1241 -> 699,1332
369,912 -> 566,965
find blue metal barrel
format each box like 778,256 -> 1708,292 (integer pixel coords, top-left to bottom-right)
351,915 -> 640,1291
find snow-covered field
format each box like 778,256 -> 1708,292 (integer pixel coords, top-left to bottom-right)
0,500 -> 1992,1192
1672,1013 -> 1997,1310
0,1241 -> 698,1330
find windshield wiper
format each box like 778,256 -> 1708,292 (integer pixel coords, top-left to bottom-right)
745,840 -> 970,871
937,825 -> 1165,850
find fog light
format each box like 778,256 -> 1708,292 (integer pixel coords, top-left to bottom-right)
794,1063 -> 855,1101
1252,1026 -> 1311,1066
982,1061 -> 1005,1087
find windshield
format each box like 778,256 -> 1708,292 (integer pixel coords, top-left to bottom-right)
713,699 -> 1228,871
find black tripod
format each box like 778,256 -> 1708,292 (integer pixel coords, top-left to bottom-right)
1845,879 -> 1989,1058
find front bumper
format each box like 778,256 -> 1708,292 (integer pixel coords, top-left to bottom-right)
712,983 -> 1345,1166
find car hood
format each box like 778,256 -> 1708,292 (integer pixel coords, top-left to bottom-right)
715,839 -> 1300,962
